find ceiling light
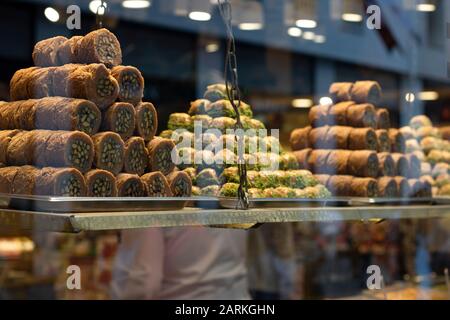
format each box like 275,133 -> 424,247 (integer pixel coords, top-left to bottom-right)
239,23 -> 263,31
405,93 -> 415,103
416,3 -> 436,12
44,7 -> 59,22
122,1 -> 151,9
189,11 -> 211,21
89,0 -> 107,14
287,27 -> 302,37
319,97 -> 333,105
303,31 -> 315,40
292,99 -> 313,108
342,13 -> 363,22
205,43 -> 219,53
296,19 -> 317,29
314,35 -> 326,43
418,91 -> 439,101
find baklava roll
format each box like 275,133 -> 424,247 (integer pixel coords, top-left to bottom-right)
327,175 -> 354,197
388,129 -> 406,153
377,177 -> 399,198
309,126 -> 330,149
92,132 -> 125,175
53,63 -> 119,109
419,180 -> 432,198
0,167 -> 20,193
309,105 -> 331,128
377,153 -> 396,176
391,153 -> 409,177
116,173 -> 147,197
36,167 -> 87,196
394,177 -> 410,198
350,81 -> 382,105
348,128 -> 377,151
188,99 -> 210,116
76,28 -> 122,67
0,102 -> 17,129
350,178 -> 378,197
326,150 -> 351,175
35,97 -> 101,135
84,169 -> 117,197
294,148 -> 312,170
32,36 -> 68,67
101,102 -> 136,140
347,150 -> 379,178
0,136 -> 11,165
6,131 -> 36,166
57,36 -> 83,65
135,102 -> 158,142
375,130 -> 391,153
325,126 -> 352,149
27,67 -> 55,99
315,174 -> 331,187
346,103 -> 377,128
408,179 -> 423,198
123,137 -> 148,176
328,102 -> 354,126
376,108 -> 390,130
290,126 -> 311,151
111,65 -> 144,105
405,153 -> 421,179
166,171 -> 192,197
308,150 -> 332,174
141,171 -> 173,197
43,131 -> 94,173
147,137 -> 176,176
10,68 -> 38,100
10,166 -> 39,195
329,82 -> 354,103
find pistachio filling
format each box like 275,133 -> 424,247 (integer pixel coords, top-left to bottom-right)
76,105 -> 98,135
128,144 -> 146,174
114,107 -> 132,135
97,77 -> 115,97
173,178 -> 189,197
101,138 -> 122,170
60,176 -> 82,197
120,72 -> 140,100
91,177 -> 113,197
68,140 -> 91,171
141,109 -> 154,137
97,35 -> 117,63
122,181 -> 145,197
147,176 -> 169,197
155,146 -> 172,173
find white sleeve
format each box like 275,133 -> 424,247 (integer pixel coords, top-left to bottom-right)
110,228 -> 164,300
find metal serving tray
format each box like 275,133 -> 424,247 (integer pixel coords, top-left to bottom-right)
219,197 -> 350,209
219,197 -> 436,209
0,193 -> 188,213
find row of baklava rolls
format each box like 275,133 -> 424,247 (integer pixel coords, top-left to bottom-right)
293,149 -> 421,179
0,166 -> 191,198
10,63 -> 144,109
0,130 -> 177,176
290,126 -> 406,153
0,98 -> 157,140
314,174 -> 431,198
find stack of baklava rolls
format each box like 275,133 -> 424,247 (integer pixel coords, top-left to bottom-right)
400,115 -> 450,196
0,28 -> 189,199
290,81 -> 431,198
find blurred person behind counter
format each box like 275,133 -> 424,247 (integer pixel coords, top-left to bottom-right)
110,227 -> 250,300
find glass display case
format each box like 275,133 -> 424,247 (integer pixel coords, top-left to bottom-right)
0,0 -> 449,301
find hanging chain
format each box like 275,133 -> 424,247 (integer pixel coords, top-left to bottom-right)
96,0 -> 107,29
218,0 -> 249,210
